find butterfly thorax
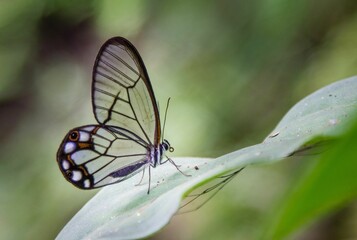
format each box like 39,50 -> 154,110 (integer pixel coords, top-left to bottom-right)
149,139 -> 171,168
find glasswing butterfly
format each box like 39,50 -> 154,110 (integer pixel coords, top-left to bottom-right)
57,37 -> 185,193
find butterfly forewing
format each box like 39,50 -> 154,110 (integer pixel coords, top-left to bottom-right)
92,37 -> 161,145
57,125 -> 149,189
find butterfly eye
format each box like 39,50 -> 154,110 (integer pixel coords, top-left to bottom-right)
163,139 -> 172,151
69,131 -> 79,141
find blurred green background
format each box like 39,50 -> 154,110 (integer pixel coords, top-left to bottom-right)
0,0 -> 356,239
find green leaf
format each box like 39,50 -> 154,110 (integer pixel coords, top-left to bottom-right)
264,98 -> 357,239
56,76 -> 357,240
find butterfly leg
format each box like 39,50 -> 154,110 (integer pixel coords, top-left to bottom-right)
147,166 -> 151,194
164,157 -> 191,177
135,167 -> 146,186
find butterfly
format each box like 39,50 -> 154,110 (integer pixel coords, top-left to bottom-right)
57,37 -> 186,193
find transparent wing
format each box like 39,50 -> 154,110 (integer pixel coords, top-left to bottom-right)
177,168 -> 244,214
56,125 -> 149,189
92,37 -> 161,145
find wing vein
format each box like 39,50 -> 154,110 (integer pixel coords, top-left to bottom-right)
127,89 -> 151,144
99,58 -> 137,84
106,47 -> 141,77
96,71 -> 127,88
94,87 -> 129,104
96,105 -> 136,121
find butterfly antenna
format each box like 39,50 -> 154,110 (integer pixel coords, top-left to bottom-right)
162,97 -> 171,142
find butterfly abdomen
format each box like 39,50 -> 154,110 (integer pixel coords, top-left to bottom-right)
110,161 -> 147,177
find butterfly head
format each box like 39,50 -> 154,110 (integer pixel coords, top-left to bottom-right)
56,126 -> 97,189
162,139 -> 174,153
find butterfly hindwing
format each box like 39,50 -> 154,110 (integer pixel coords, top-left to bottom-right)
57,125 -> 149,189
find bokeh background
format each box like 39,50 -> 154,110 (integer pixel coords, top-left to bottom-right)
1,1 -> 357,239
